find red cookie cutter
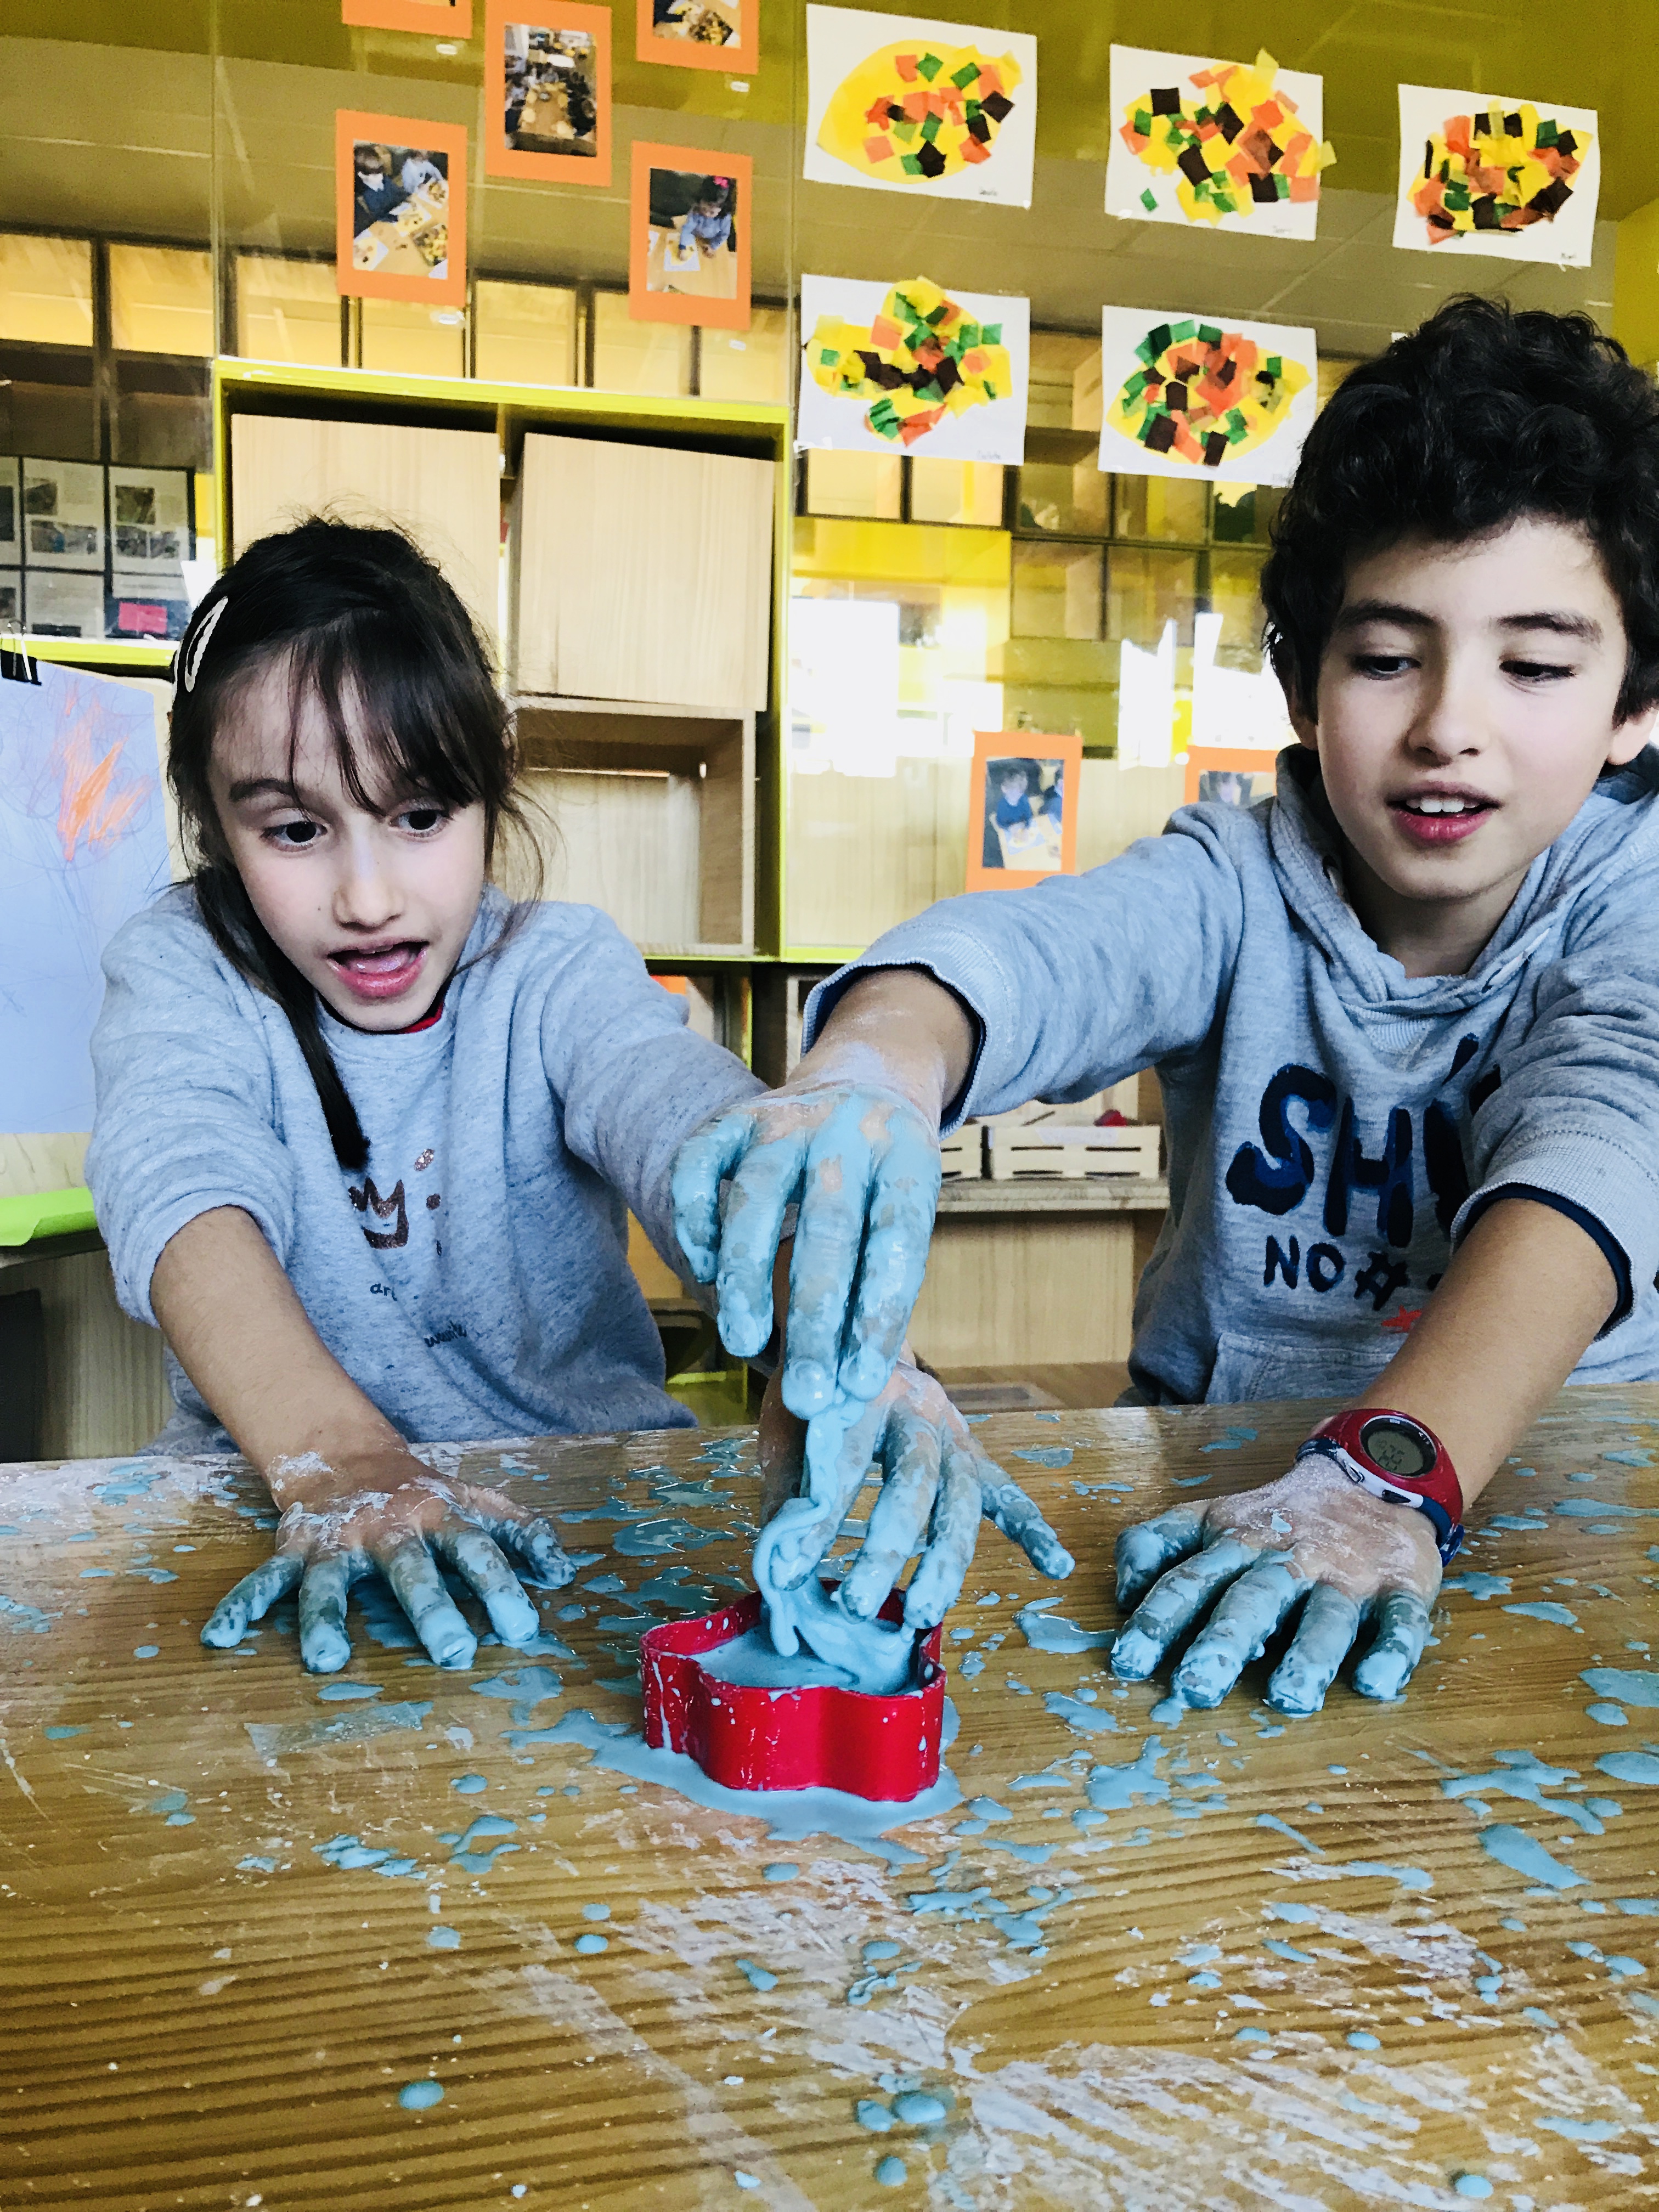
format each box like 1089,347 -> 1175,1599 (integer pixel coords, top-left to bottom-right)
640,1586 -> 945,1802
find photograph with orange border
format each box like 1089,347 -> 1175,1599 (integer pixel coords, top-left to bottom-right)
628,142 -> 752,330
487,0 -> 611,187
342,0 -> 473,34
636,0 -> 755,74
336,111 -> 469,311
966,731 -> 1082,893
1182,744 -> 1280,811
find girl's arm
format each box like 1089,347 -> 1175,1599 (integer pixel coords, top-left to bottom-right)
153,1208 -> 572,1672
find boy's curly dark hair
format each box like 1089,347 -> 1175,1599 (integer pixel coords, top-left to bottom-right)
1260,296 -> 1659,725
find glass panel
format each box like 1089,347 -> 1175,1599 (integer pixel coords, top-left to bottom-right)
591,291 -> 690,396
698,307 -> 789,404
109,244 -> 214,357
1012,541 -> 1102,640
475,278 -> 578,388
1113,472 -> 1209,544
1207,550 -> 1268,659
235,254 -> 341,368
1107,547 -> 1200,648
0,233 -> 94,347
787,520 -> 1009,947
360,298 -> 466,379
1015,431 -> 1107,536
803,449 -> 901,520
1211,482 -> 1284,546
1028,330 -> 1100,431
909,459 -> 1004,527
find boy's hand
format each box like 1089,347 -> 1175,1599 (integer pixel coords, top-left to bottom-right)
755,1360 -> 1073,1629
673,1082 -> 942,1420
1109,1454 -> 1441,1714
200,1446 -> 573,1673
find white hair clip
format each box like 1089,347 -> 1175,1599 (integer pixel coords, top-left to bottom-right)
179,594 -> 229,695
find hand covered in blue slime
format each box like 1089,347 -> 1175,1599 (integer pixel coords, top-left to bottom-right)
752,1361 -> 1074,1691
200,1447 -> 574,1673
672,1080 -> 941,1419
1110,1452 -> 1443,1715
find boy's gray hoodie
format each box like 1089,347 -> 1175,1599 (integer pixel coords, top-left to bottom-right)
804,747 -> 1659,1404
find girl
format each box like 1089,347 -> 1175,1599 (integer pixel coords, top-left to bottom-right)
89,521 -> 1065,1675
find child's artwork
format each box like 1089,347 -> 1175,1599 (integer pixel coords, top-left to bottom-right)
804,5 -> 1038,209
488,0 -> 611,186
0,662 -> 171,1133
637,0 -> 756,74
1393,86 -> 1599,264
342,0 -> 473,31
628,143 -> 752,330
1098,307 -> 1317,488
1105,45 -> 1333,239
966,732 -> 1081,892
798,273 -> 1029,464
335,111 -> 469,310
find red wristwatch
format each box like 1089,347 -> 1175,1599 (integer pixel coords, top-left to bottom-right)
1295,1408 -> 1465,1562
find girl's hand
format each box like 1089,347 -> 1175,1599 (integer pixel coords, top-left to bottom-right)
200,1446 -> 574,1673
672,1082 -> 941,1423
1109,1454 -> 1442,1715
755,1360 -> 1073,1630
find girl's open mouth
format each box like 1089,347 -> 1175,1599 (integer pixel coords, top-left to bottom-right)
329,940 -> 428,1001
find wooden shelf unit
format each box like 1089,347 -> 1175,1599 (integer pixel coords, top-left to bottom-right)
212,358 -> 792,961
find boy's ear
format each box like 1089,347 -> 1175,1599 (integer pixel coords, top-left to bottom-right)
1280,673 -> 1319,752
1606,704 -> 1659,768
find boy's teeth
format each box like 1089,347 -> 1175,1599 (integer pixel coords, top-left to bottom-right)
1408,797 -> 1471,814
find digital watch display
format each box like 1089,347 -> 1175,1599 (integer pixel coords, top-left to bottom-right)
1294,1408 -> 1465,1562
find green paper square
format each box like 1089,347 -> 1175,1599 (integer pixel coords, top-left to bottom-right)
900,154 -> 924,175
916,50 -> 943,80
1141,187 -> 1158,211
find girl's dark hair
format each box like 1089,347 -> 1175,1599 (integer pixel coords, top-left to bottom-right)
168,517 -> 532,1173
1261,296 -> 1659,723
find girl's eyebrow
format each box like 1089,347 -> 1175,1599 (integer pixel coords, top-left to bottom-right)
227,776 -> 304,805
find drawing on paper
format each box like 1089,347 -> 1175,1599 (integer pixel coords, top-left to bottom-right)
1110,46 -> 1333,230
805,276 -> 1013,448
0,663 -> 170,1133
1098,307 -> 1317,488
1393,85 -> 1600,265
804,8 -> 1038,208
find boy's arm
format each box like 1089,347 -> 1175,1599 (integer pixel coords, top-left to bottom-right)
154,1209 -> 572,1673
1109,1194 -> 1617,1716
674,821 -> 1246,1418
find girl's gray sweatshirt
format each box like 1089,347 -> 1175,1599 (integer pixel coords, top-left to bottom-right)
88,888 -> 760,1450
804,747 -> 1659,1404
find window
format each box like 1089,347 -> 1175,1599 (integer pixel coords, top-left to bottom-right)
910,459 -> 1005,527
235,256 -> 342,367
361,299 -> 467,379
109,244 -> 214,356
698,308 -> 790,404
1012,541 -> 1103,640
0,233 -> 93,348
802,449 -> 901,520
475,279 -> 578,387
1113,473 -> 1209,545
591,291 -> 690,396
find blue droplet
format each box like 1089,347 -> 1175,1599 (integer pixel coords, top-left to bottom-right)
398,2080 -> 444,2110
893,2091 -> 947,2125
582,1903 -> 611,1921
1235,2026 -> 1270,2042
133,1645 -> 160,1659
427,1926 -> 461,1949
1346,2030 -> 1380,2050
1452,2177 -> 1492,2201
450,1773 -> 487,1793
574,1932 -> 608,1954
874,2155 -> 906,2186
763,1861 -> 798,1882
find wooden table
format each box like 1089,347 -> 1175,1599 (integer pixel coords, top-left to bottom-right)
3,1389 -> 1658,2206
646,225 -> 737,301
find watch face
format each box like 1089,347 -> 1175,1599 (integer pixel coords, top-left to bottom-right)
1361,1416 -> 1433,1479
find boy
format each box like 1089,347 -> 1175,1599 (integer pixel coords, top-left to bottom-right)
674,297 -> 1659,1716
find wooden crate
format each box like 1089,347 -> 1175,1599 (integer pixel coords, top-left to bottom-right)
985,1122 -> 1160,1182
511,431 -> 772,712
510,695 -> 753,953
227,414 -> 502,651
939,1126 -> 984,1180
